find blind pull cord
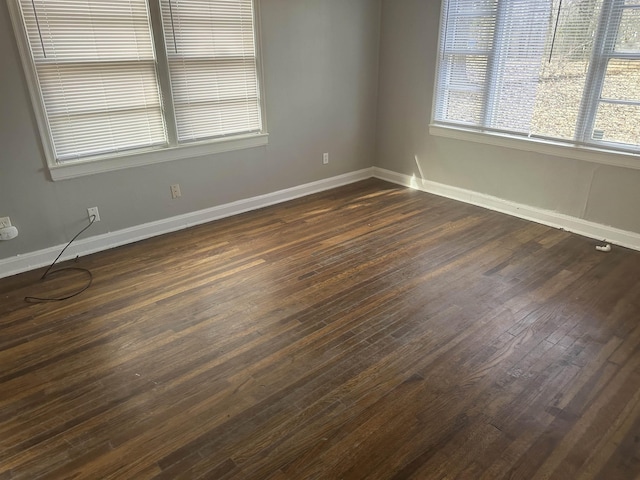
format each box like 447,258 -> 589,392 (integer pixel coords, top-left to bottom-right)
168,0 -> 178,53
443,0 -> 450,61
549,0 -> 563,63
30,0 -> 46,58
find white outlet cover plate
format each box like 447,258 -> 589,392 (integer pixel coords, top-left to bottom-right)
87,207 -> 100,222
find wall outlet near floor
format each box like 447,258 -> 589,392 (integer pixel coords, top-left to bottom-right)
323,153 -> 329,165
0,217 -> 18,240
87,207 -> 101,222
0,226 -> 18,241
170,184 -> 182,199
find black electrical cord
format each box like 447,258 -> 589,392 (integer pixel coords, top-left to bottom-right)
24,215 -> 96,303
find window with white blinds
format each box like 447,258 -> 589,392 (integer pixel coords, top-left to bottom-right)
160,0 -> 261,142
11,0 -> 264,168
433,0 -> 640,154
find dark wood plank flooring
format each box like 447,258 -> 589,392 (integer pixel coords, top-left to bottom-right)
1,178 -> 640,479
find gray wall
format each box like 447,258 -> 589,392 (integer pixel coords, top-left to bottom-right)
375,0 -> 640,235
0,0 -> 381,260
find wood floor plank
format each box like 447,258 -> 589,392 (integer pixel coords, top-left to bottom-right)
1,178 -> 639,479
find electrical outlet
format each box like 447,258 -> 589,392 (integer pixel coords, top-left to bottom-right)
0,226 -> 18,241
323,153 -> 329,165
170,184 -> 182,199
87,207 -> 101,222
0,217 -> 11,228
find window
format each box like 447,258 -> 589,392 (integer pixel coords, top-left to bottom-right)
9,0 -> 266,179
433,0 -> 640,157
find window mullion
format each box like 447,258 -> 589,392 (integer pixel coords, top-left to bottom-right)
576,0 -> 623,143
147,0 -> 179,147
482,0 -> 506,129
434,0 -> 452,122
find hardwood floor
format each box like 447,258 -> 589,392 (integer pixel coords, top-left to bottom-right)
1,178 -> 640,479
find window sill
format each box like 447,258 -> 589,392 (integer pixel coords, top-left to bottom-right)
48,133 -> 269,181
429,124 -> 640,171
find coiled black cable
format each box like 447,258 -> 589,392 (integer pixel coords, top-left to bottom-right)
25,215 -> 96,303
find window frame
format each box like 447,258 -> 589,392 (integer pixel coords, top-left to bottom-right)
430,0 -> 640,170
8,0 -> 268,181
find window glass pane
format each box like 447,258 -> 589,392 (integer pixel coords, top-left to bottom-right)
444,91 -> 484,124
447,55 -> 488,89
491,1 -> 552,133
162,0 -> 256,57
530,0 -> 604,140
18,0 -> 167,162
169,59 -> 261,138
593,103 -> 640,145
601,59 -> 640,101
614,8 -> 640,52
442,0 -> 496,61
39,62 -> 166,160
161,0 -> 262,142
448,0 -> 496,15
435,0 -> 496,126
51,108 -> 167,160
530,63 -> 591,140
434,0 -> 640,153
439,54 -> 488,124
20,0 -> 155,61
446,14 -> 496,52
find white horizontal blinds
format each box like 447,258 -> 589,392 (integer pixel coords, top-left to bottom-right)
435,0 -> 640,152
18,0 -> 167,161
591,1 -> 640,146
436,0 -> 498,126
531,0 -> 604,141
489,1 -> 552,134
161,0 -> 261,142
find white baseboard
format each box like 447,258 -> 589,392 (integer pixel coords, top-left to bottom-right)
372,166 -> 640,252
0,168 -> 373,279
3,165 -> 638,279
